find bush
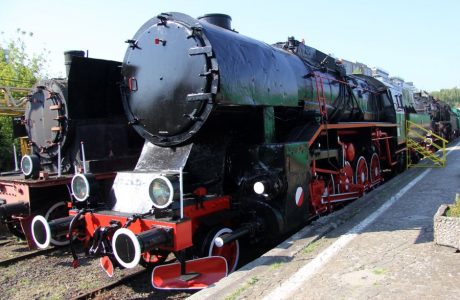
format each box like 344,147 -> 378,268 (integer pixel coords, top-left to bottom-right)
446,194 -> 460,217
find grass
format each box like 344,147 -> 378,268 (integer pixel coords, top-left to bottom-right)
270,262 -> 284,270
248,277 -> 259,285
446,194 -> 460,217
224,277 -> 259,300
303,238 -> 322,254
372,267 -> 388,275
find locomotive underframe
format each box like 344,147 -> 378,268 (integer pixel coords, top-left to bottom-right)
307,122 -> 398,216
56,122 -> 401,284
69,195 -> 232,252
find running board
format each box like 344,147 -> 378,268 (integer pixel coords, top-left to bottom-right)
321,191 -> 360,204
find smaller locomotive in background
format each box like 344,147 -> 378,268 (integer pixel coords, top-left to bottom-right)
30,12 -> 459,290
0,52 -> 143,247
371,70 -> 459,145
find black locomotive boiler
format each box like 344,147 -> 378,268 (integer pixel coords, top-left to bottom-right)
33,12 -> 409,289
0,53 -> 143,247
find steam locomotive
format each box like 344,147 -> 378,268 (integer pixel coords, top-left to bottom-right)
0,53 -> 143,247
373,72 -> 459,143
30,12 -> 456,289
412,90 -> 459,140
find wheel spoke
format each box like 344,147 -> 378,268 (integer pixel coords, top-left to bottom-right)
339,161 -> 353,193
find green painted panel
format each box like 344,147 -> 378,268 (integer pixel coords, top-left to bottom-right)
408,113 -> 431,130
263,107 -> 275,143
396,112 -> 405,143
285,142 -> 309,167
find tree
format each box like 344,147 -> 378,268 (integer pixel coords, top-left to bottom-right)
0,29 -> 49,171
431,87 -> 460,108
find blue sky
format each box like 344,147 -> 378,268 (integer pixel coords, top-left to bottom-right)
1,0 -> 459,91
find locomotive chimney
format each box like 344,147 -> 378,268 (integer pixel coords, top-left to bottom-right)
64,50 -> 85,77
198,13 -> 232,30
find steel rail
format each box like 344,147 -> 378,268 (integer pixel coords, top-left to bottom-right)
0,246 -> 59,267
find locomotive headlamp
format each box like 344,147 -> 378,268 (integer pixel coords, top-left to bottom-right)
71,173 -> 96,202
148,175 -> 178,209
21,154 -> 40,179
253,181 -> 265,195
251,176 -> 285,199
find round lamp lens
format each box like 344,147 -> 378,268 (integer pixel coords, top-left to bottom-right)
253,181 -> 265,195
149,176 -> 173,209
21,156 -> 32,175
71,175 -> 89,202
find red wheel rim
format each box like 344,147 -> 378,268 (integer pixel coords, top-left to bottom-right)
142,252 -> 168,264
322,174 -> 336,198
208,228 -> 240,273
354,156 -> 368,185
369,153 -> 381,183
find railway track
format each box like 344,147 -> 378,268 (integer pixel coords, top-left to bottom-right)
0,246 -> 59,267
69,268 -> 148,300
0,239 -> 12,246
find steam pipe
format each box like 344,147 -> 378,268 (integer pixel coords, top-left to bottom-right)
13,144 -> 18,171
214,227 -> 250,248
80,141 -> 87,174
180,167 -> 184,219
57,143 -> 61,177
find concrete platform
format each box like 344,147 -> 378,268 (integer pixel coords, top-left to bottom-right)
190,141 -> 460,300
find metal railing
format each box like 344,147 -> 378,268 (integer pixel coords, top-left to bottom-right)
406,120 -> 447,168
0,86 -> 30,116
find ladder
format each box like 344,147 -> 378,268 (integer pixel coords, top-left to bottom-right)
312,72 -> 328,122
406,120 -> 447,168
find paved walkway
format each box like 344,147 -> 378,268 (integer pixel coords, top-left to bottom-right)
191,141 -> 460,300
